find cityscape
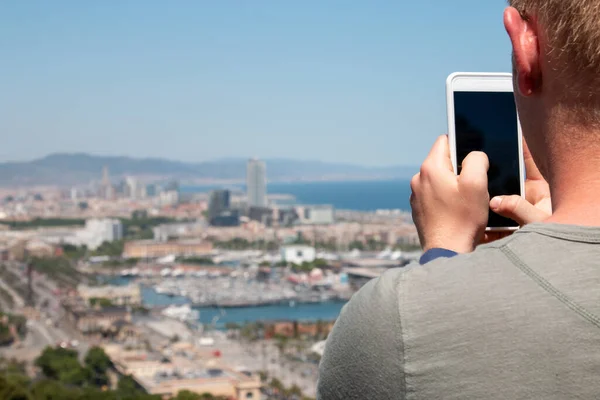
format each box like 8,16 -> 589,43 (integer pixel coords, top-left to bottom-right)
0,158 -> 420,399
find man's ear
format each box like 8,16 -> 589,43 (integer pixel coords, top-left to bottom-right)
504,7 -> 541,96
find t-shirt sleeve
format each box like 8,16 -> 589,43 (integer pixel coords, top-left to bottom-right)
317,268 -> 407,400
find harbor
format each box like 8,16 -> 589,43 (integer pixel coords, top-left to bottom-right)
113,267 -> 351,312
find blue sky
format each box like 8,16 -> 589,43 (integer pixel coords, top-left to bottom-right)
0,1 -> 512,166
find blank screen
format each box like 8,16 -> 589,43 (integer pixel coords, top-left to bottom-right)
454,91 -> 521,229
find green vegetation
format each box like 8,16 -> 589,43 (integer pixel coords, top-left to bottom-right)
0,346 -> 227,400
89,298 -> 113,308
292,258 -> 328,273
4,346 -> 159,399
121,216 -> 179,241
61,244 -> 88,261
213,238 -> 279,251
224,322 -> 241,330
84,347 -> 111,388
93,241 -> 125,258
266,376 -> 314,400
0,313 -> 27,346
31,257 -> 82,288
240,322 -> 265,341
172,391 -> 227,400
176,257 -> 214,265
3,218 -> 86,230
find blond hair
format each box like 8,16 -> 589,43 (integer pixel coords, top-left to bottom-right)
510,0 -> 600,103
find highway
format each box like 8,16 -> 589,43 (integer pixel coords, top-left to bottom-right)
0,262 -> 91,363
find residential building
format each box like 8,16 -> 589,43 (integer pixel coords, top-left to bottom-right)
158,190 -> 180,207
104,344 -> 261,400
78,284 -> 142,306
248,206 -> 273,226
298,205 -> 335,225
208,190 -> 230,221
153,222 -> 204,242
125,177 -> 139,200
246,159 -> 267,207
67,306 -> 132,335
76,218 -> 123,250
123,240 -> 213,259
207,190 -> 239,226
281,245 -> 316,265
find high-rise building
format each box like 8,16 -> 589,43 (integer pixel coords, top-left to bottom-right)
125,177 -> 138,200
76,218 -> 123,250
100,166 -> 114,200
246,159 -> 267,207
208,190 -> 231,221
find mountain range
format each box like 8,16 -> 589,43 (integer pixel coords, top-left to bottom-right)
0,153 -> 417,186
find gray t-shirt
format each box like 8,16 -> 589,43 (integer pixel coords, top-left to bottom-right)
317,223 -> 600,399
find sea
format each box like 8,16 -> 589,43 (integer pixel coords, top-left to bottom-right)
107,278 -> 346,328
141,285 -> 345,329
181,179 -> 413,212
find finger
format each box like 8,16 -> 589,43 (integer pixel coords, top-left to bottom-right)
459,151 -> 489,193
489,195 -> 549,226
425,135 -> 454,173
410,173 -> 420,193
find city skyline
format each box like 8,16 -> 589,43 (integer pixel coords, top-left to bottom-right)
1,1 -> 513,166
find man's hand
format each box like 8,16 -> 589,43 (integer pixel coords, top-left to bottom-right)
489,140 -> 552,225
411,136 -> 490,254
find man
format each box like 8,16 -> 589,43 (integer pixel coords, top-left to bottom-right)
318,1 -> 600,399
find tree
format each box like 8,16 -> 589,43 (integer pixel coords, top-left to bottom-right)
93,240 -> 125,258
85,347 -> 111,373
349,241 -> 364,251
30,379 -> 79,400
35,347 -> 80,381
258,371 -> 268,382
89,298 -> 113,308
224,322 -> 241,331
287,384 -> 303,396
117,375 -> 143,398
270,378 -> 285,393
84,347 -> 111,387
174,390 -> 202,400
0,374 -> 31,400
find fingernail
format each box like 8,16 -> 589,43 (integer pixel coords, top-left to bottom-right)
490,197 -> 502,210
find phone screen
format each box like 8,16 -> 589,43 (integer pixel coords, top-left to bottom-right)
454,91 -> 521,229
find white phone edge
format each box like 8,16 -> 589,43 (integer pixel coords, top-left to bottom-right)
445,72 -> 526,232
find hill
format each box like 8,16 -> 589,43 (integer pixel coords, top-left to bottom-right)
0,153 -> 417,186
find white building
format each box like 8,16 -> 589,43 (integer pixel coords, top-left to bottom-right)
76,218 -> 123,250
246,159 -> 267,207
281,245 -> 316,265
153,222 -> 203,242
125,177 -> 139,200
157,191 -> 179,207
298,205 -> 335,225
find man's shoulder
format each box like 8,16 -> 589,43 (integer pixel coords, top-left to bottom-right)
384,236 -> 517,286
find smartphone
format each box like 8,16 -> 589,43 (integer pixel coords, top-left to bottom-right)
446,72 -> 525,231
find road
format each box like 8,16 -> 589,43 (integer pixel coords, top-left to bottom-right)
211,334 -> 319,398
0,262 -> 91,363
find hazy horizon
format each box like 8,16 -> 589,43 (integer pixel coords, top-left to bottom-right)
1,1 -> 512,166
1,151 -> 417,168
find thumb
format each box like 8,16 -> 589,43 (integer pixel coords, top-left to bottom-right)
489,195 -> 548,226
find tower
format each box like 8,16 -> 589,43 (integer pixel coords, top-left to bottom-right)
246,159 -> 267,208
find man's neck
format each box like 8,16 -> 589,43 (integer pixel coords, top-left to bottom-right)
545,127 -> 600,226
